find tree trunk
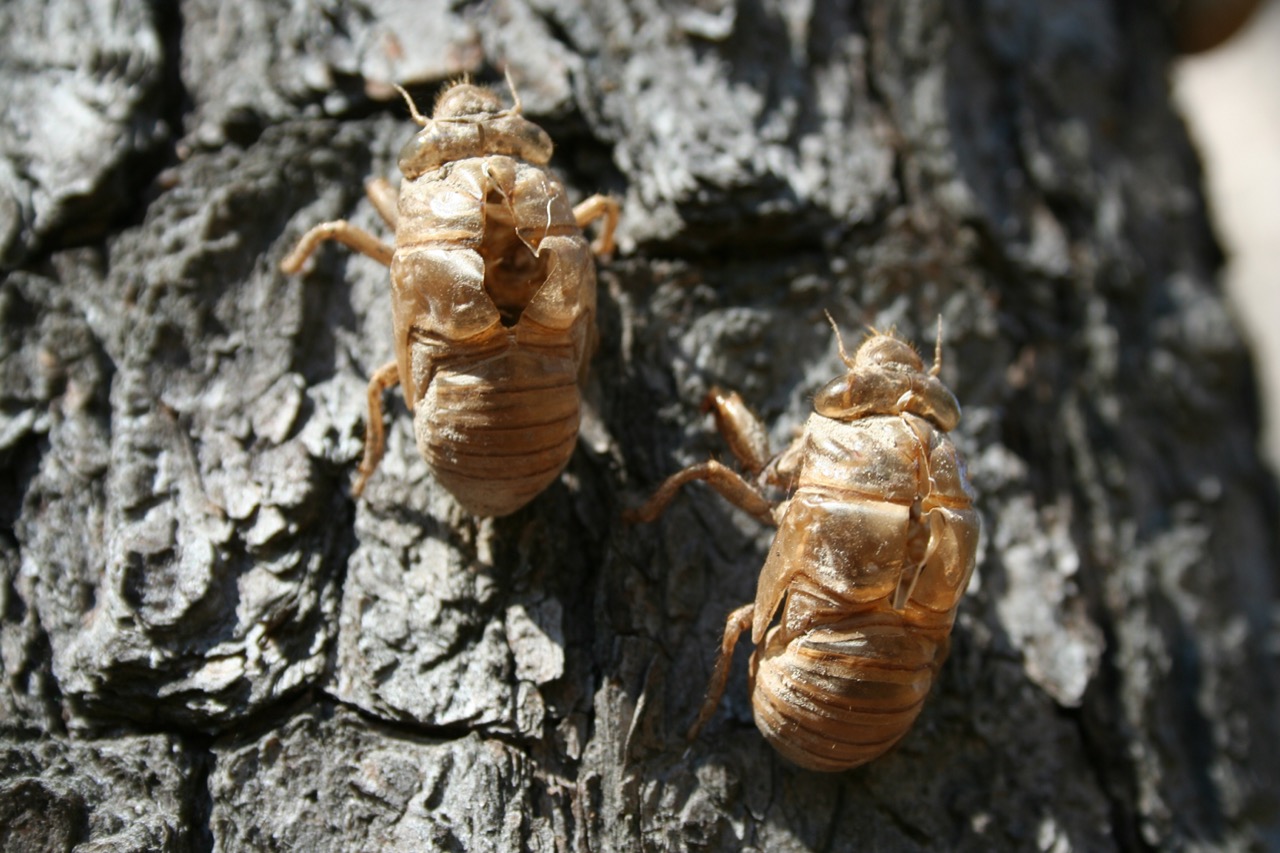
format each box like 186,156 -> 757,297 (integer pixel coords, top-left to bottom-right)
3,0 -> 1278,850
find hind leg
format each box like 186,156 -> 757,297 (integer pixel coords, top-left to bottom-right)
687,604 -> 756,743
352,360 -> 401,496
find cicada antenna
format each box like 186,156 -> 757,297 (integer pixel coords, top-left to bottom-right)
824,310 -> 856,368
394,84 -> 429,127
502,66 -> 523,115
930,315 -> 944,378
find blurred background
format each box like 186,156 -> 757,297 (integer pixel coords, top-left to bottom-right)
1174,0 -> 1280,472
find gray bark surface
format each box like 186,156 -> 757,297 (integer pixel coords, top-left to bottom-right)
2,0 -> 1278,850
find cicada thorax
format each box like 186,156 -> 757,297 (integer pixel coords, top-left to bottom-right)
746,366 -> 979,770
388,147 -> 597,516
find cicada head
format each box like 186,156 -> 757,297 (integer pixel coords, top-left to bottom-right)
813,322 -> 960,432
396,80 -> 554,179
432,81 -> 505,119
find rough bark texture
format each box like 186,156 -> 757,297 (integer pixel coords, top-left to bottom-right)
2,1 -> 1278,851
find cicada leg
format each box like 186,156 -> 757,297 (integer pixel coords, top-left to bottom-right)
687,603 -> 755,743
623,460 -> 775,527
572,194 -> 620,257
279,220 -> 393,273
626,385 -> 787,525
352,360 -> 401,497
702,387 -> 772,476
365,177 -> 400,230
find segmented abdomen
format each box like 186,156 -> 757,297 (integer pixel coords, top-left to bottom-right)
414,345 -> 580,517
753,617 -> 946,772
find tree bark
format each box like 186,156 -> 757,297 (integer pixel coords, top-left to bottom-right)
2,0 -> 1278,850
